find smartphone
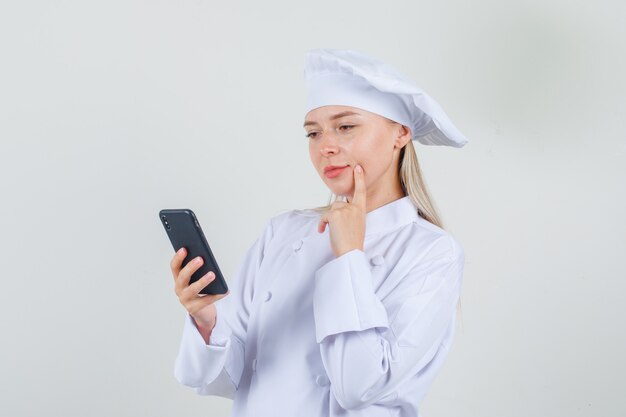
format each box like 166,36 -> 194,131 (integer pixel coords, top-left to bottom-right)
159,209 -> 228,295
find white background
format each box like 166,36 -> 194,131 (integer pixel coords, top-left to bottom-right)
1,1 -> 624,416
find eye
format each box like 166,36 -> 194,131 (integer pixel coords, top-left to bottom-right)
305,131 -> 319,139
339,125 -> 355,131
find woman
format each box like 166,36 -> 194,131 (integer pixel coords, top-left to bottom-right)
170,49 -> 468,416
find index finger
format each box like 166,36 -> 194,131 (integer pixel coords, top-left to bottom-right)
170,247 -> 186,279
350,164 -> 367,209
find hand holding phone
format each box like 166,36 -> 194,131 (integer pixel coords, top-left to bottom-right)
160,209 -> 230,335
170,247 -> 229,333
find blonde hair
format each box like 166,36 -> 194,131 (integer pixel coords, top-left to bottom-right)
306,133 -> 463,317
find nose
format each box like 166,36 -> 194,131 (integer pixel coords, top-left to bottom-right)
318,130 -> 340,156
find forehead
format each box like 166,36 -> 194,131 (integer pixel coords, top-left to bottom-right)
303,105 -> 371,127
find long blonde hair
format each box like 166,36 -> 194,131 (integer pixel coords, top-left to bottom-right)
306,135 -> 463,317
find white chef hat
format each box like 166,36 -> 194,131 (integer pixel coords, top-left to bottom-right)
303,48 -> 468,147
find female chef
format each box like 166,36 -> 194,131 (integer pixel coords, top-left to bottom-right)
169,49 -> 468,416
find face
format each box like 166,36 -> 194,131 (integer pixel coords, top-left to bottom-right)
304,105 -> 412,201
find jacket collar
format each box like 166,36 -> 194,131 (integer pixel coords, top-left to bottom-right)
306,196 -> 419,240
363,195 -> 419,237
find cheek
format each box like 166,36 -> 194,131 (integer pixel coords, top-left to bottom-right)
349,140 -> 381,169
308,144 -> 318,163
353,146 -> 391,176
309,150 -> 325,175
358,160 -> 380,179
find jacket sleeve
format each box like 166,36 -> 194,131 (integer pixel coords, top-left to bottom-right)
312,237 -> 464,410
174,217 -> 274,398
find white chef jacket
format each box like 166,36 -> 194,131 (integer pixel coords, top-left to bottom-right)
174,195 -> 465,417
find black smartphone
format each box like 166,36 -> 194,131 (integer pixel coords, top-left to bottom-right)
159,209 -> 228,295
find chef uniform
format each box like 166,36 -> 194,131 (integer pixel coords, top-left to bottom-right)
174,49 -> 469,417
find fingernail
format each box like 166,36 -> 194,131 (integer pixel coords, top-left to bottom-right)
177,247 -> 184,254
356,165 -> 363,173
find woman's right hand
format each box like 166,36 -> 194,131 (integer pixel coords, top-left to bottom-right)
170,247 -> 230,333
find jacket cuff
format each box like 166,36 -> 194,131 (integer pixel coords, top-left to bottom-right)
206,309 -> 231,347
174,312 -> 235,387
313,249 -> 389,344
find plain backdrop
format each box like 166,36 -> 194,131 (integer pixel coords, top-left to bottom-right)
0,1 -> 624,416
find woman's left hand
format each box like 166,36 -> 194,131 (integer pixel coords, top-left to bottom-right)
318,164 -> 367,257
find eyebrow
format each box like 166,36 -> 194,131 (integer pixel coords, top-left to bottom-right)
303,111 -> 361,128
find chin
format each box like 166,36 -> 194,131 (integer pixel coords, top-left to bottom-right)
327,184 -> 352,197
320,174 -> 352,196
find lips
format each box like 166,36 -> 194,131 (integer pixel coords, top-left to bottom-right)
324,164 -> 349,173
324,165 -> 349,179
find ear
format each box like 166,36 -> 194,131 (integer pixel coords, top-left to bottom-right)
394,124 -> 412,149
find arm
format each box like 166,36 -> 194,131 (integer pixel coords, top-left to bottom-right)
313,237 -> 464,410
192,314 -> 215,345
174,217 -> 274,398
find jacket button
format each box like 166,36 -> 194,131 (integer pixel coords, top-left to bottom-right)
252,358 -> 257,372
370,254 -> 385,266
315,374 -> 330,386
292,239 -> 304,252
263,291 -> 272,302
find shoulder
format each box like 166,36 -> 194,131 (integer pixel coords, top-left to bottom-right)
384,219 -> 465,292
400,216 -> 465,266
265,206 -> 320,236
